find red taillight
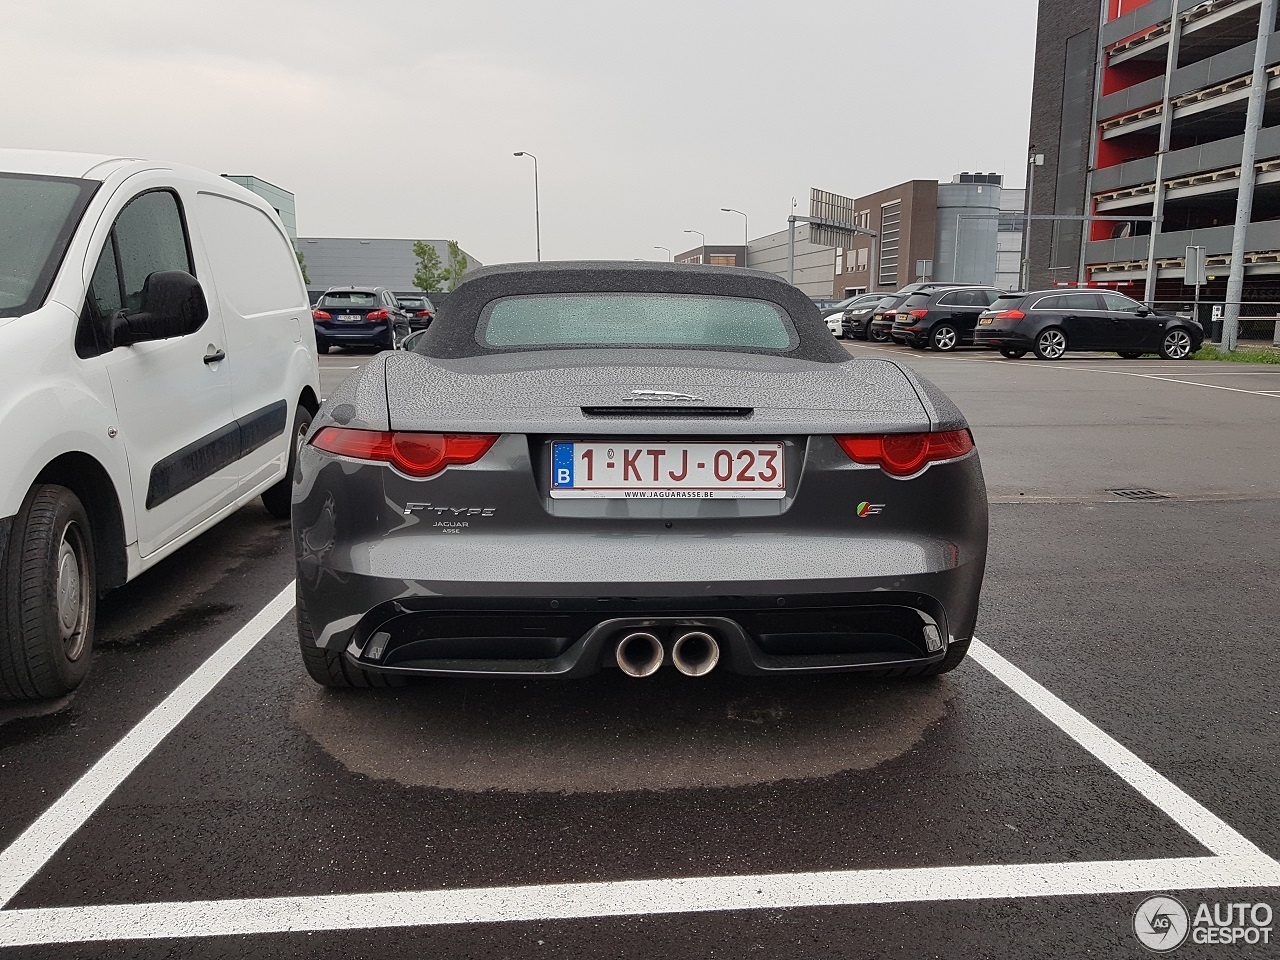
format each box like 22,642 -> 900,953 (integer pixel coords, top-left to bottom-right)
908,309 -> 929,319
991,309 -> 1025,321
311,428 -> 499,478
885,310 -> 898,318
366,309 -> 390,321
312,309 -> 331,320
415,310 -> 432,318
835,430 -> 974,477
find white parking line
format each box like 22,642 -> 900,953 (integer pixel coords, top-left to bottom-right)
0,612 -> 1275,946
0,583 -> 296,908
855,345 -> 1280,398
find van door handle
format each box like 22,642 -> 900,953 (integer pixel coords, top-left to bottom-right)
203,349 -> 226,364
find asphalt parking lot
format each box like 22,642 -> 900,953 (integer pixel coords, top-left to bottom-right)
0,347 -> 1277,958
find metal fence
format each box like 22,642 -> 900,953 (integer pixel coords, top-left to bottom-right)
1149,301 -> 1280,344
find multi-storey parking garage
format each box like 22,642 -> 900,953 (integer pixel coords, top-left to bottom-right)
1031,0 -> 1280,337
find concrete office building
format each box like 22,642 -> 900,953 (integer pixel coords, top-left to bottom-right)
222,176 -> 297,242
744,224 -> 836,298
1030,0 -> 1280,325
295,238 -> 481,300
674,245 -> 747,266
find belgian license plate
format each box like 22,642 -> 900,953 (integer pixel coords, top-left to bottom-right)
340,314 -> 362,322
550,442 -> 785,499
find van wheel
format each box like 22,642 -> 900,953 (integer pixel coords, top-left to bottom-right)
0,485 -> 96,700
262,403 -> 315,519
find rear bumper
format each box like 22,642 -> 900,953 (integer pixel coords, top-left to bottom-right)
310,585 -> 968,679
973,330 -> 1032,349
313,321 -> 392,346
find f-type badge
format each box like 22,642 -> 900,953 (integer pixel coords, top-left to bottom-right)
630,390 -> 705,402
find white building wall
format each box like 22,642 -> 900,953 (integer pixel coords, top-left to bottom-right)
744,224 -> 835,297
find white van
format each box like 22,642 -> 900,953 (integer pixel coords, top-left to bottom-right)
0,149 -> 320,700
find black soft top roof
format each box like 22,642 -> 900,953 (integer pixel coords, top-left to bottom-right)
416,261 -> 848,362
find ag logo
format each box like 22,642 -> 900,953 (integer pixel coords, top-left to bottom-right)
856,501 -> 884,518
1134,896 -> 1190,952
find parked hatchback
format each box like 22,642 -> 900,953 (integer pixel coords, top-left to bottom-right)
312,286 -> 411,353
974,290 -> 1203,360
0,148 -> 321,699
893,286 -> 1003,351
827,292 -> 893,338
396,294 -> 436,330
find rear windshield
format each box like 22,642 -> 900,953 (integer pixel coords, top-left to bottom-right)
321,291 -> 378,308
0,173 -> 98,318
987,295 -> 1024,312
479,293 -> 796,351
399,297 -> 426,308
901,293 -> 933,309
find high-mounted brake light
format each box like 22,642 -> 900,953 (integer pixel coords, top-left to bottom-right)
311,427 -> 499,478
312,309 -> 331,320
366,309 -> 390,321
908,309 -> 929,319
835,430 -> 974,477
990,309 -> 1025,320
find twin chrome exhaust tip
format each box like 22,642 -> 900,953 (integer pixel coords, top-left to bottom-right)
615,630 -> 720,678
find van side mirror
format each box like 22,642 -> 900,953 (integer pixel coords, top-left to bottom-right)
112,271 -> 208,346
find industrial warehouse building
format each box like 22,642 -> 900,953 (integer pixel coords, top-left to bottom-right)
1030,0 -> 1280,336
294,238 -> 482,302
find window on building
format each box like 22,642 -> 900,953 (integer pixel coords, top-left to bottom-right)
707,254 -> 737,266
879,201 -> 901,288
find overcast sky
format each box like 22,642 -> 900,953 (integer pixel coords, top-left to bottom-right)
7,0 -> 1037,265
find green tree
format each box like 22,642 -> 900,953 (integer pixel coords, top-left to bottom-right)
445,239 -> 469,291
296,250 -> 310,285
412,241 -> 447,292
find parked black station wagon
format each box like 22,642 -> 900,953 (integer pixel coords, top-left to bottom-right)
973,290 -> 1204,360
892,286 -> 1003,351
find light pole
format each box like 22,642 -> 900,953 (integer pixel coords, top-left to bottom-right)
653,245 -> 672,261
721,207 -> 748,256
1021,148 -> 1044,290
683,229 -> 705,262
513,151 -> 540,261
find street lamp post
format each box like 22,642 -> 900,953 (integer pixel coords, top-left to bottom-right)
653,245 -> 672,261
513,151 -> 540,261
683,229 -> 706,262
721,207 -> 748,257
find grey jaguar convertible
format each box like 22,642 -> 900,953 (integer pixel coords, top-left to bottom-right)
292,262 -> 988,687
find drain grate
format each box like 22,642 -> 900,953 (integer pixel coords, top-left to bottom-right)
1107,489 -> 1171,501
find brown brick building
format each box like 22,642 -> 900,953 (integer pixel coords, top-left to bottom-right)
832,180 -> 940,296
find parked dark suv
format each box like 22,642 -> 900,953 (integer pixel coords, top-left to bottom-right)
312,286 -> 412,353
866,282 -> 988,343
396,294 -> 436,330
893,286 -> 1003,351
973,290 -> 1204,360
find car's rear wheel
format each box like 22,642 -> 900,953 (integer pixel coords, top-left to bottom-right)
931,324 -> 959,352
1118,351 -> 1143,359
316,339 -> 330,355
0,485 -> 96,700
1033,327 -> 1067,360
999,347 -> 1027,359
297,590 -> 405,688
262,402 -> 316,519
1160,328 -> 1193,360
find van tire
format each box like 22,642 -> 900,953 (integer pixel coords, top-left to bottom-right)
0,485 -> 97,700
262,403 -> 315,519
